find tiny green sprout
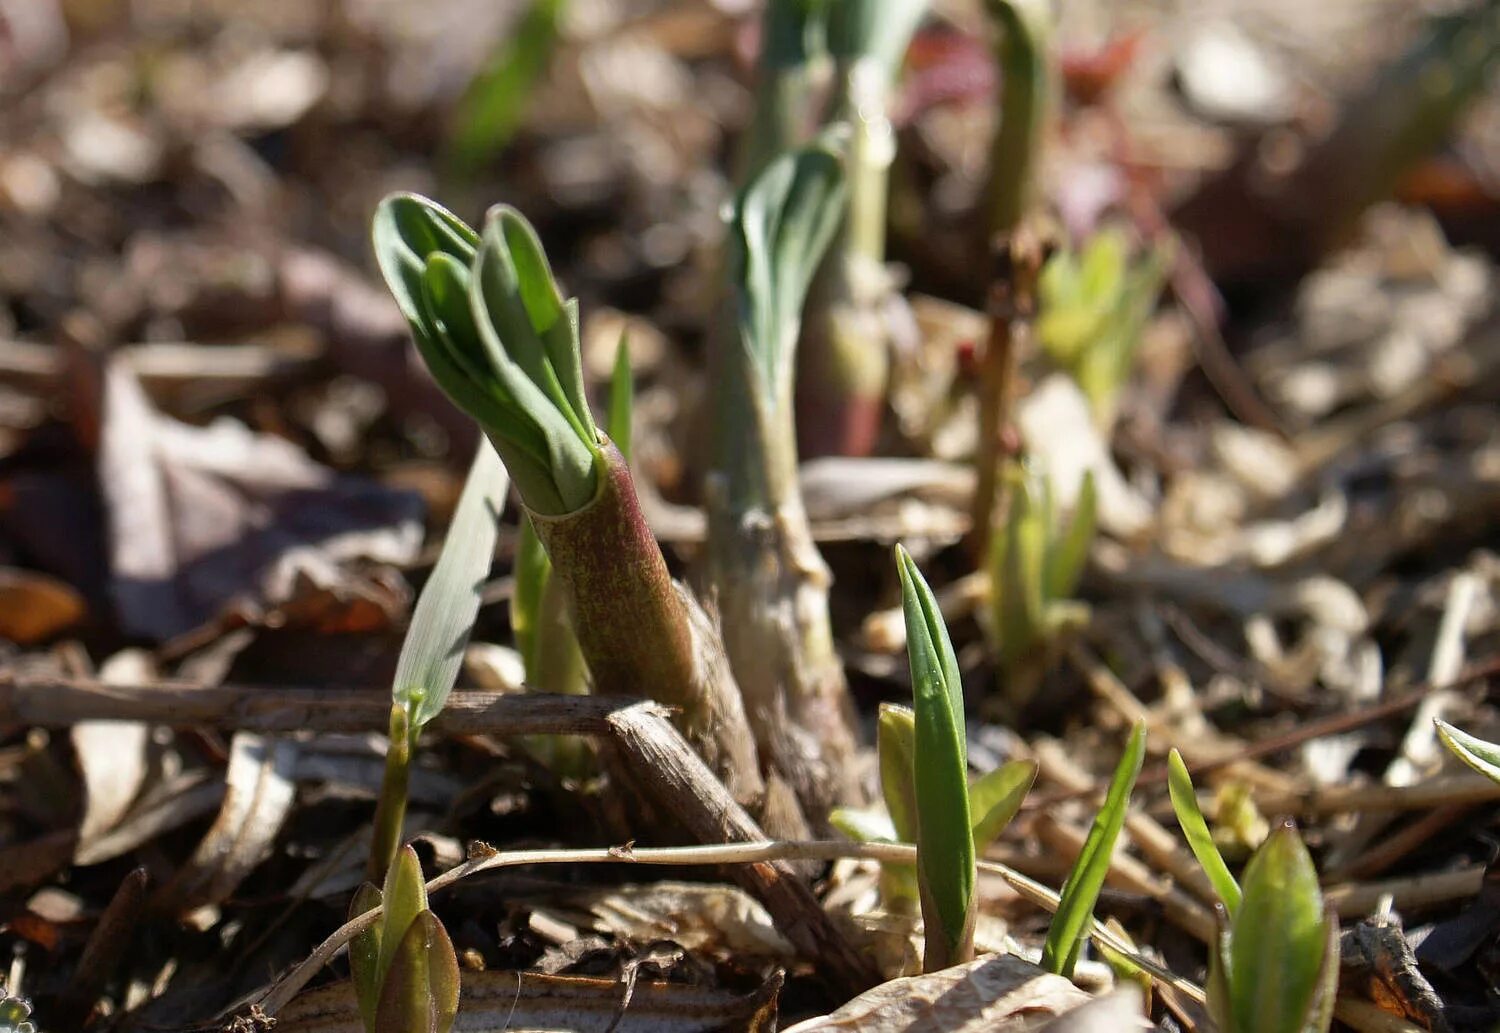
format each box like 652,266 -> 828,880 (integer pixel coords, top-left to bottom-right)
1207,821 -> 1338,1033
1036,227 -> 1169,427
1436,719 -> 1500,784
986,463 -> 1096,700
371,438 -> 508,879
350,845 -> 460,1033
1042,721 -> 1145,979
894,545 -> 975,971
831,702 -> 1035,916
1166,749 -> 1242,917
373,195 -> 599,515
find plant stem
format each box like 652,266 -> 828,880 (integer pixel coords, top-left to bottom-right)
797,59 -> 896,459
527,440 -> 765,807
368,704 -> 411,882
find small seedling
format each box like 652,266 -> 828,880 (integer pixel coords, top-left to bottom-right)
1170,756 -> 1338,1032
350,845 -> 460,1033
985,463 -> 1096,703
370,438 -> 508,879
892,545 -> 976,971
831,702 -> 1035,917
1036,228 -> 1168,428
1042,721 -> 1145,978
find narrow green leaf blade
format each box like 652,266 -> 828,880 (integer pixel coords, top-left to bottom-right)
895,545 -> 974,970
608,333 -> 633,462
1435,719 -> 1500,785
968,758 -> 1036,851
1166,749 -> 1242,917
1042,721 -> 1146,978
445,0 -> 564,173
1228,821 -> 1330,1033
1045,469 -> 1096,601
377,845 -> 429,989
349,882 -> 384,1033
394,438 -> 508,731
374,910 -> 461,1033
877,702 -> 918,844
511,515 -> 550,681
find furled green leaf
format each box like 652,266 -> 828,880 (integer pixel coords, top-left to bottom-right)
968,758 -> 1036,851
349,882 -> 384,1033
1042,721 -> 1146,978
984,0 -> 1051,234
877,703 -> 918,844
374,911 -> 461,1033
608,334 -> 634,463
1436,719 -> 1500,785
394,439 -> 508,731
376,845 -> 428,990
895,545 -> 974,970
1227,821 -> 1331,1033
1166,749 -> 1242,917
373,194 -> 479,335
731,144 -> 848,402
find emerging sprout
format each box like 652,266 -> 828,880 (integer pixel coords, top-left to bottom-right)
985,463 -> 1096,703
831,702 -> 1035,919
1042,721 -> 1145,979
894,545 -> 976,971
1036,228 -> 1169,428
350,845 -> 460,1033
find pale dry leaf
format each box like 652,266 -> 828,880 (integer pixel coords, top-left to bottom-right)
782,954 -> 1091,1033
152,732 -> 298,915
73,770 -> 227,867
71,650 -> 153,859
274,968 -> 780,1033
582,881 -> 795,960
1034,988 -> 1154,1032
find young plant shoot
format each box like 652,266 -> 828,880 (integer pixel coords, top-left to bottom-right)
349,845 -> 460,1033
1436,719 -> 1500,783
707,143 -> 863,821
894,545 -> 975,971
370,437 -> 508,880
986,463 -> 1096,707
1036,228 -> 1169,429
831,702 -> 1035,919
797,0 -> 928,459
373,195 -> 764,807
1042,721 -> 1145,979
1166,749 -> 1242,917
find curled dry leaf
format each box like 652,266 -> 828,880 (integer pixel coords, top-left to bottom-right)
71,650 -> 152,860
0,567 -> 84,643
99,359 -> 422,641
782,954 -> 1091,1033
274,968 -> 781,1033
151,732 -> 298,915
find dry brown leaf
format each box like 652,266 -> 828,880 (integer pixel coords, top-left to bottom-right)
1035,988 -> 1153,1032
71,650 -> 153,860
98,358 -> 422,640
275,968 -> 781,1033
0,566 -> 84,643
782,954 -> 1091,1033
151,732 -> 298,915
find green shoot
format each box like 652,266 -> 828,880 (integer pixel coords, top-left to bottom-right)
1166,749 -> 1242,917
373,195 -> 598,515
374,194 -> 764,805
984,0 -> 1051,237
607,334 -> 633,461
371,438 -> 508,879
740,0 -> 832,178
445,0 -> 566,175
986,464 -> 1096,701
1042,721 -> 1145,979
1208,821 -> 1338,1033
1036,228 -> 1169,427
832,702 -> 1035,916
894,545 -> 975,970
1436,719 -> 1500,783
350,845 -> 460,1033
